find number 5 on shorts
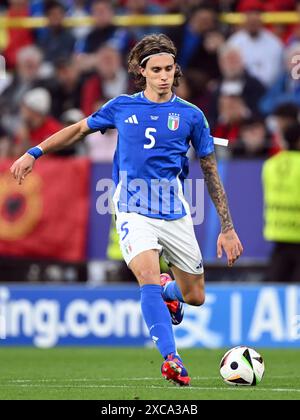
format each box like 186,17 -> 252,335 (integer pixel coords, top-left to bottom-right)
121,221 -> 129,241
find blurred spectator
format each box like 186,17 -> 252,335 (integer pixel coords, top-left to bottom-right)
146,0 -> 174,10
117,0 -> 163,40
0,1 -> 9,11
14,87 -> 63,155
57,107 -> 85,156
29,0 -> 44,15
51,56 -> 85,118
78,0 -> 114,53
210,43 -> 265,125
0,123 -> 11,158
174,75 -> 191,100
286,0 -> 300,45
66,0 -> 91,41
218,0 -> 239,12
228,0 -> 284,87
3,0 -> 34,69
168,4 -> 224,83
81,45 -> 129,116
237,0 -> 296,11
175,70 -> 212,114
0,70 -> 11,98
0,45 -> 44,133
231,116 -> 271,158
38,0 -> 75,64
262,122 -> 300,282
259,43 -> 300,115
28,0 -> 48,43
268,103 -> 299,155
162,0 -> 220,13
77,0 -> 133,59
119,0 -> 159,13
61,107 -> 85,126
256,0 -> 297,43
213,86 -> 251,145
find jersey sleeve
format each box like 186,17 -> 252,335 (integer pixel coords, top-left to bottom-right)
190,110 -> 215,158
86,97 -> 117,133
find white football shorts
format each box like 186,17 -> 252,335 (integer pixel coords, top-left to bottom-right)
115,211 -> 204,275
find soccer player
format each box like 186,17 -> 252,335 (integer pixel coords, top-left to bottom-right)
11,34 -> 243,386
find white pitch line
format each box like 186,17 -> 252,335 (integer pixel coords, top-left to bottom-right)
4,377 -> 216,383
3,375 -> 297,384
0,384 -> 300,393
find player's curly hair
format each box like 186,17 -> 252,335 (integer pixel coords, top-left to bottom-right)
128,34 -> 182,90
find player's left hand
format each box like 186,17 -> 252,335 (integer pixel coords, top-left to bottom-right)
217,229 -> 243,267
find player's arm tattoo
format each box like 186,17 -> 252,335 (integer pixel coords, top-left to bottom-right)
200,152 -> 234,233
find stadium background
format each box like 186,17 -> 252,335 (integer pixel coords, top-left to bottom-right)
0,0 -> 299,400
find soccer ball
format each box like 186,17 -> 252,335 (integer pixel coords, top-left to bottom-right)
220,346 -> 265,386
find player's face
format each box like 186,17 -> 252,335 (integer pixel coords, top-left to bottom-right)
140,55 -> 176,95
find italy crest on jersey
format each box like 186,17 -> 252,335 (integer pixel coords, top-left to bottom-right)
168,113 -> 180,131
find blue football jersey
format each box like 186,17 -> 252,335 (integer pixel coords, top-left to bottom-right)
87,91 -> 214,220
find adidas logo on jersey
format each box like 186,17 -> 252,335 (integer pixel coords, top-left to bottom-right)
125,114 -> 138,124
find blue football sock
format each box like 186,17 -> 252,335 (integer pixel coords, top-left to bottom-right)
162,280 -> 184,302
140,284 -> 176,359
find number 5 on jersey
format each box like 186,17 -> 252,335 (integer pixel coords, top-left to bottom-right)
144,128 -> 156,149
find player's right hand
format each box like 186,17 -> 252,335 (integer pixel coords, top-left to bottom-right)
217,228 -> 243,267
10,153 -> 35,185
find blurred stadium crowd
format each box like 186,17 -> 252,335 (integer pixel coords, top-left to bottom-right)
0,0 -> 300,161
0,0 -> 300,283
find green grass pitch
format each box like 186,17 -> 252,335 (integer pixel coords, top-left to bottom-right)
0,348 -> 299,400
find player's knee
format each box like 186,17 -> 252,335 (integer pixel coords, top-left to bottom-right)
184,291 -> 205,306
135,268 -> 160,284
